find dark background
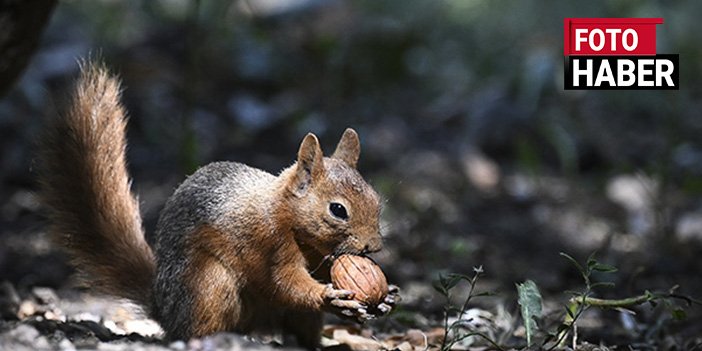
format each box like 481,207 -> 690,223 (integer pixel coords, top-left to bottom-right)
1,0 -> 702,347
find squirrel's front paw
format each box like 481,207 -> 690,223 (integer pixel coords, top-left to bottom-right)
371,284 -> 401,316
322,284 -> 355,300
322,284 -> 373,323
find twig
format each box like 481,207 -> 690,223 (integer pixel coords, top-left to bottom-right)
568,294 -> 650,308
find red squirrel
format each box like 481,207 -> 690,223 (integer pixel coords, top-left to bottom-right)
38,63 -> 397,348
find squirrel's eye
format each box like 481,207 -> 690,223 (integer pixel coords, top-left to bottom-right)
329,202 -> 348,220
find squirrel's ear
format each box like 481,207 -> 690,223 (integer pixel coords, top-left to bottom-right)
332,128 -> 360,169
292,133 -> 324,196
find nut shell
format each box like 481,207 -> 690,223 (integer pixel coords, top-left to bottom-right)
331,254 -> 388,306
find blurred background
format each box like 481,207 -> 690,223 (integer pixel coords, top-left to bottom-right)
1,0 -> 702,347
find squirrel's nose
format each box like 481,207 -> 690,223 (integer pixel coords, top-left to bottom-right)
362,237 -> 383,254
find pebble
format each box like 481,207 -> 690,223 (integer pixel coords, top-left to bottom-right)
123,318 -> 163,336
0,324 -> 52,350
58,338 -> 76,351
169,340 -> 186,350
17,300 -> 36,319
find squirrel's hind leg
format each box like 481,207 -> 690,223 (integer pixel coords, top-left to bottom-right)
183,249 -> 242,338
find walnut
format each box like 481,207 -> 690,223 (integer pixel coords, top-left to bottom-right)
331,254 -> 388,306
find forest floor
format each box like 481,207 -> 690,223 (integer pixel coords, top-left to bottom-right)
2,170 -> 702,351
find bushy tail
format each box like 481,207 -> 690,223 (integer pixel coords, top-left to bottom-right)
39,62 -> 155,309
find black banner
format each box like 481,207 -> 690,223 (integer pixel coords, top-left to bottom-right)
564,54 -> 679,90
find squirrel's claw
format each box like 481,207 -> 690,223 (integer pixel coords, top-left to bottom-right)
366,285 -> 400,317
323,284 -> 370,322
323,284 -> 355,300
385,285 -> 400,305
323,284 -> 397,322
329,300 -> 372,323
330,298 -> 365,310
376,303 -> 391,314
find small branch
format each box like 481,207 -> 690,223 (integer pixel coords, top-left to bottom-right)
568,294 -> 649,308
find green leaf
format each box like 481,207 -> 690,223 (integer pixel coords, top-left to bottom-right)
433,273 -> 463,297
672,308 -> 687,321
517,280 -> 543,347
591,263 -> 618,273
432,280 -> 448,297
586,254 -> 598,270
590,281 -> 616,289
442,274 -> 463,290
472,291 -> 496,298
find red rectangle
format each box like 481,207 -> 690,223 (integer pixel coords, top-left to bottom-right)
564,18 -> 662,56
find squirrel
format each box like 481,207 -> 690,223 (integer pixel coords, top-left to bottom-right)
38,62 -> 396,348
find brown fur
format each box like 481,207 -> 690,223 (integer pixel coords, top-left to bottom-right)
170,133 -> 382,344
40,63 -> 384,348
179,187 -> 337,345
184,224 -> 241,337
38,62 -> 155,308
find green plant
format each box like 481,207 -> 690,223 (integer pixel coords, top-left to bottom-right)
433,266 -> 502,351
539,252 -> 618,350
540,252 -> 702,350
436,254 -> 700,350
516,279 -> 542,347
